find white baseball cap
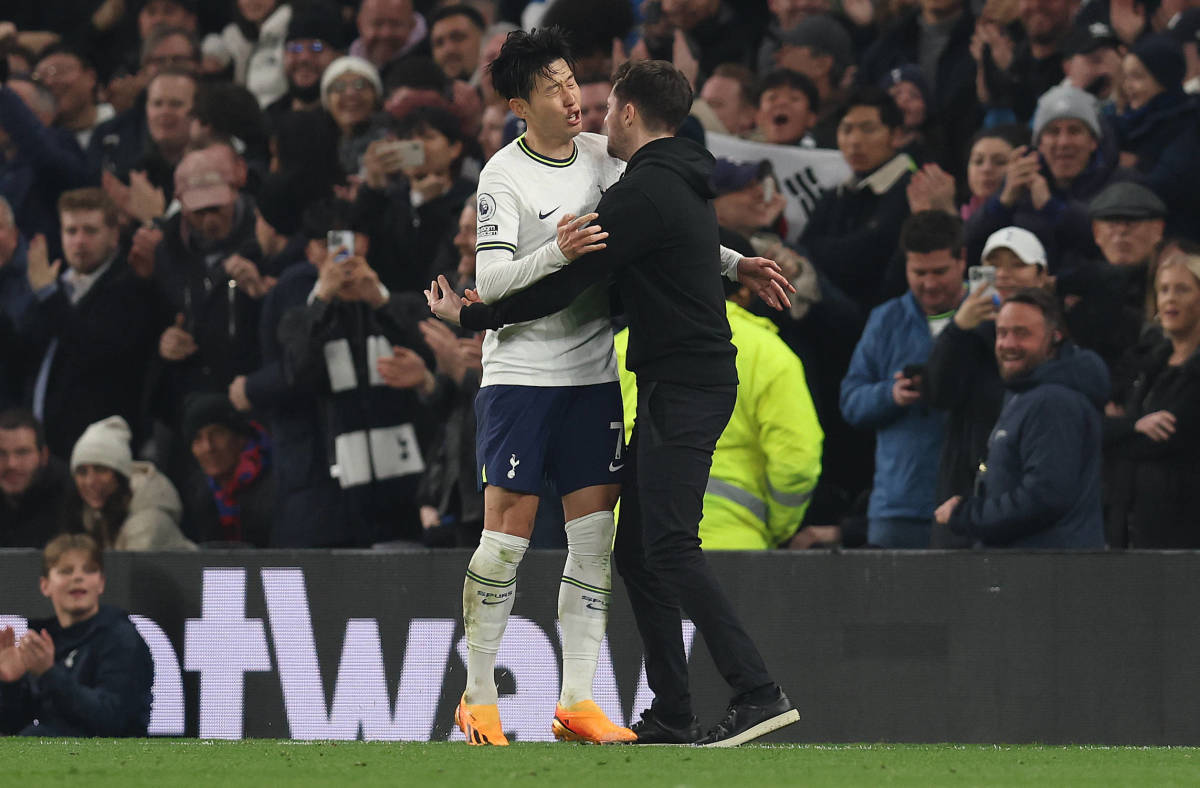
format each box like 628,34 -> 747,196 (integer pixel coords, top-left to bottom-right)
981,226 -> 1047,268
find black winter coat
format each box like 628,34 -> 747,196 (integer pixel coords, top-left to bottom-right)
279,291 -> 434,546
0,457 -> 71,548
355,177 -> 476,294
1115,91 -> 1200,242
0,605 -> 152,737
149,199 -> 261,426
18,259 -> 158,458
798,153 -> 914,310
858,8 -> 980,170
925,319 -> 1002,547
245,263 -> 346,548
1104,341 -> 1200,548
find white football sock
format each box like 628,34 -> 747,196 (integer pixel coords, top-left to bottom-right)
462,529 -> 529,705
558,510 -> 616,708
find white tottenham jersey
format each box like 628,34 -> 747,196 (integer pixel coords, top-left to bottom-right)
474,132 -> 626,388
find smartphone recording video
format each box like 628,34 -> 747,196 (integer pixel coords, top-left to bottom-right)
968,265 -> 996,297
327,230 -> 355,262
380,139 -> 425,169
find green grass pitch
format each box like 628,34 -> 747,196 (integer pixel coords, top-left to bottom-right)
4,740 -> 1199,787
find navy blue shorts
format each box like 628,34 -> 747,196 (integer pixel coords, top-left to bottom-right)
474,382 -> 625,495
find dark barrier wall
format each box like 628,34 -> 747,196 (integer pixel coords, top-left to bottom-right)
1,549 -> 1197,744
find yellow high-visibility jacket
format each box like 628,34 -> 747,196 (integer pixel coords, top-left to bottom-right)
614,301 -> 823,549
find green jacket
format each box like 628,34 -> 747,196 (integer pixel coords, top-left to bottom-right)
615,302 -> 823,548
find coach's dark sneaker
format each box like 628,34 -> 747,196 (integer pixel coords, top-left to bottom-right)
628,708 -> 702,745
695,690 -> 799,748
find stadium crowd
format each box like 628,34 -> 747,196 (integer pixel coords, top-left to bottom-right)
1,0 -> 1198,553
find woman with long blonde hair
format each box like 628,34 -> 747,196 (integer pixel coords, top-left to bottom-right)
1104,251 -> 1200,547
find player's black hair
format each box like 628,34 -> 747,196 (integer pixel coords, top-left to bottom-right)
487,27 -> 577,102
611,59 -> 693,134
900,210 -> 965,258
837,85 -> 903,130
757,68 -> 820,114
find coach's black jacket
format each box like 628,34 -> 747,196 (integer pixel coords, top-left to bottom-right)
460,136 -> 737,387
0,605 -> 152,737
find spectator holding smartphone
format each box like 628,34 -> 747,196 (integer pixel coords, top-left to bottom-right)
964,84 -> 1116,273
840,211 -> 966,547
356,105 -> 476,293
0,533 -> 153,737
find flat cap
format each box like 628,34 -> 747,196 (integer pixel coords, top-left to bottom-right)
1088,181 -> 1167,220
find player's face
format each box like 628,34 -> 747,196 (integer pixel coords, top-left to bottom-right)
515,59 -> 581,143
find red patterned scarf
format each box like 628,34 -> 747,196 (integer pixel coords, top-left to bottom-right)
206,422 -> 270,542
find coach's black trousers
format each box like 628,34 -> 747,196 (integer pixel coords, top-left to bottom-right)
614,380 -> 775,721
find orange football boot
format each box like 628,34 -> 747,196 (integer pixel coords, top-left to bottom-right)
551,700 -> 637,744
456,695 -> 509,746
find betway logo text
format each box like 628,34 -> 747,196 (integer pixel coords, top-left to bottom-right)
3,568 -> 696,740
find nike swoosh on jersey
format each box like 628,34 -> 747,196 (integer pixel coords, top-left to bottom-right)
539,206 -> 559,219
609,462 -> 624,473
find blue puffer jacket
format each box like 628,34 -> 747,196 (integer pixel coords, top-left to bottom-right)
949,342 -> 1110,548
840,291 -> 948,520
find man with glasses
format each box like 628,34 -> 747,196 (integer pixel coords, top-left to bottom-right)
265,2 -> 346,127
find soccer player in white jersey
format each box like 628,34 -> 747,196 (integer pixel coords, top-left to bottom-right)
453,27 -> 634,746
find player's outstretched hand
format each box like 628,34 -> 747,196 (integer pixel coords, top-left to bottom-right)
426,275 -> 467,326
737,256 -> 795,311
556,212 -> 607,261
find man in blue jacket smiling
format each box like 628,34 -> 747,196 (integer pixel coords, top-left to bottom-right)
935,288 -> 1109,548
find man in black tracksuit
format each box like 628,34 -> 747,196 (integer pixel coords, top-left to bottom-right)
441,60 -> 798,747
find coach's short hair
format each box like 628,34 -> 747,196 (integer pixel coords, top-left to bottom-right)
611,59 -> 692,134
